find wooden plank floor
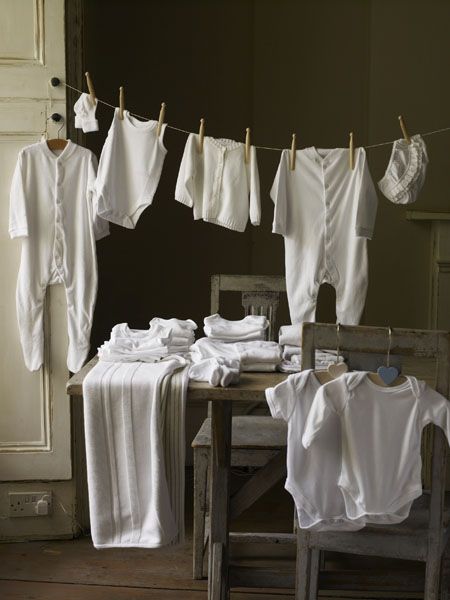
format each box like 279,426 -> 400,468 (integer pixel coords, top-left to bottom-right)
0,479 -> 424,599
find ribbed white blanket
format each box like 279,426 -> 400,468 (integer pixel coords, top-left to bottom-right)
83,357 -> 188,549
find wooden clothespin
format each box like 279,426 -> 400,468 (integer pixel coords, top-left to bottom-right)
198,118 -> 205,153
290,133 -> 297,171
398,115 -> 411,144
156,102 -> 166,137
349,132 -> 355,170
85,72 -> 96,105
119,86 -> 125,120
245,127 -> 251,164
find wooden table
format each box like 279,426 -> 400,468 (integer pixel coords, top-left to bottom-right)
67,356 -> 287,600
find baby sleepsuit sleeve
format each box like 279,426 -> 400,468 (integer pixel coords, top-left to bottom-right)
94,109 -> 167,228
175,133 -> 261,232
9,140 -> 109,372
270,147 -> 378,325
303,372 -> 450,524
266,370 -> 365,531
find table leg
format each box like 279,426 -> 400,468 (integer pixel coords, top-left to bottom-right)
208,400 -> 232,600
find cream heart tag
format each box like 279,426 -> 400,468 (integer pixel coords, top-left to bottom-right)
328,362 -> 349,379
377,365 -> 399,386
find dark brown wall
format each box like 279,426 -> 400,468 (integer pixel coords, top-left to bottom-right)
84,0 -> 450,352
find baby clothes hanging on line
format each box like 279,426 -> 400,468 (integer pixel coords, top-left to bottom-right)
266,370 -> 365,531
94,109 -> 167,228
270,147 -> 378,325
74,93 -> 99,133
302,372 -> 450,525
175,133 -> 261,232
9,140 -> 109,372
378,134 -> 428,204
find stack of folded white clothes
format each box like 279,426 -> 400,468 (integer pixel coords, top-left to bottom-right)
190,338 -> 282,372
278,324 -> 343,372
203,314 -> 268,341
98,318 -> 197,362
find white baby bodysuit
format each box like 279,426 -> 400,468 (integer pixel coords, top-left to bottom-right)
204,314 -> 268,341
303,372 -> 450,525
94,109 -> 167,228
266,370 -> 365,531
175,133 -> 261,232
9,140 -> 109,372
271,147 -> 378,325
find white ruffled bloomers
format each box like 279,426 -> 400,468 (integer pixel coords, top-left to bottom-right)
378,134 -> 428,205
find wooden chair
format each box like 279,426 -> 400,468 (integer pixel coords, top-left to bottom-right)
296,322 -> 450,600
191,274 -> 287,579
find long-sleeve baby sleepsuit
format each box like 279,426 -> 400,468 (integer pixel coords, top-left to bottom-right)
303,372 -> 450,524
9,140 -> 109,372
94,109 -> 167,228
266,370 -> 365,531
175,133 -> 261,232
270,147 -> 378,324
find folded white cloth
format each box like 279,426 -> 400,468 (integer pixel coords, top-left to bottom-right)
99,320 -> 196,363
150,317 -> 197,337
204,313 -> 268,341
278,324 -> 303,347
189,357 -> 240,387
190,338 -> 282,366
243,362 -> 278,372
83,357 -> 188,548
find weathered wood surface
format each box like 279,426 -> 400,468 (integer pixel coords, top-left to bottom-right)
208,401 -> 232,600
192,416 -> 287,449
66,356 -> 287,399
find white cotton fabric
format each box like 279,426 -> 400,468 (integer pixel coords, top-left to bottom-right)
271,147 -> 378,325
9,141 -> 109,372
303,372 -> 450,525
83,357 -> 189,548
74,93 -> 99,133
99,319 -> 196,362
94,109 -> 167,229
175,134 -> 261,232
378,135 -> 428,205
190,338 -> 282,371
266,370 -> 365,531
189,357 -> 240,387
279,324 -> 303,347
204,314 -> 268,341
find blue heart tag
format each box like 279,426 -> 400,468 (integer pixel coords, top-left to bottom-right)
377,365 -> 399,386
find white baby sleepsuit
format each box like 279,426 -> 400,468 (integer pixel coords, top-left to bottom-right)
94,109 -> 167,228
303,372 -> 450,524
175,133 -> 261,232
266,370 -> 365,531
270,147 -> 378,324
9,141 -> 109,372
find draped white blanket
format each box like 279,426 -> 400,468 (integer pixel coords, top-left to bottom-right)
83,357 -> 188,549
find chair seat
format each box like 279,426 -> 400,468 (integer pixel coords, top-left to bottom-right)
192,416 -> 287,449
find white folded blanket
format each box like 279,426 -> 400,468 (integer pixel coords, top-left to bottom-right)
243,363 -> 278,372
278,324 -> 303,347
204,314 -> 268,342
190,338 -> 282,366
83,357 -> 188,549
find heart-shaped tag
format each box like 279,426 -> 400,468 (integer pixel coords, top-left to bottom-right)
328,362 -> 349,379
377,365 -> 399,386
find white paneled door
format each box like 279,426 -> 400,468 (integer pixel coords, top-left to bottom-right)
0,0 -> 73,535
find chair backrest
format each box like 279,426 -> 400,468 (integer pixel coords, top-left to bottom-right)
301,322 -> 450,544
210,274 -> 286,341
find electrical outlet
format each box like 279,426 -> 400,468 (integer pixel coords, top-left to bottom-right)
8,491 -> 52,517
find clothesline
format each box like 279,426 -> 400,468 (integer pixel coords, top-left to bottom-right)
62,81 -> 450,152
